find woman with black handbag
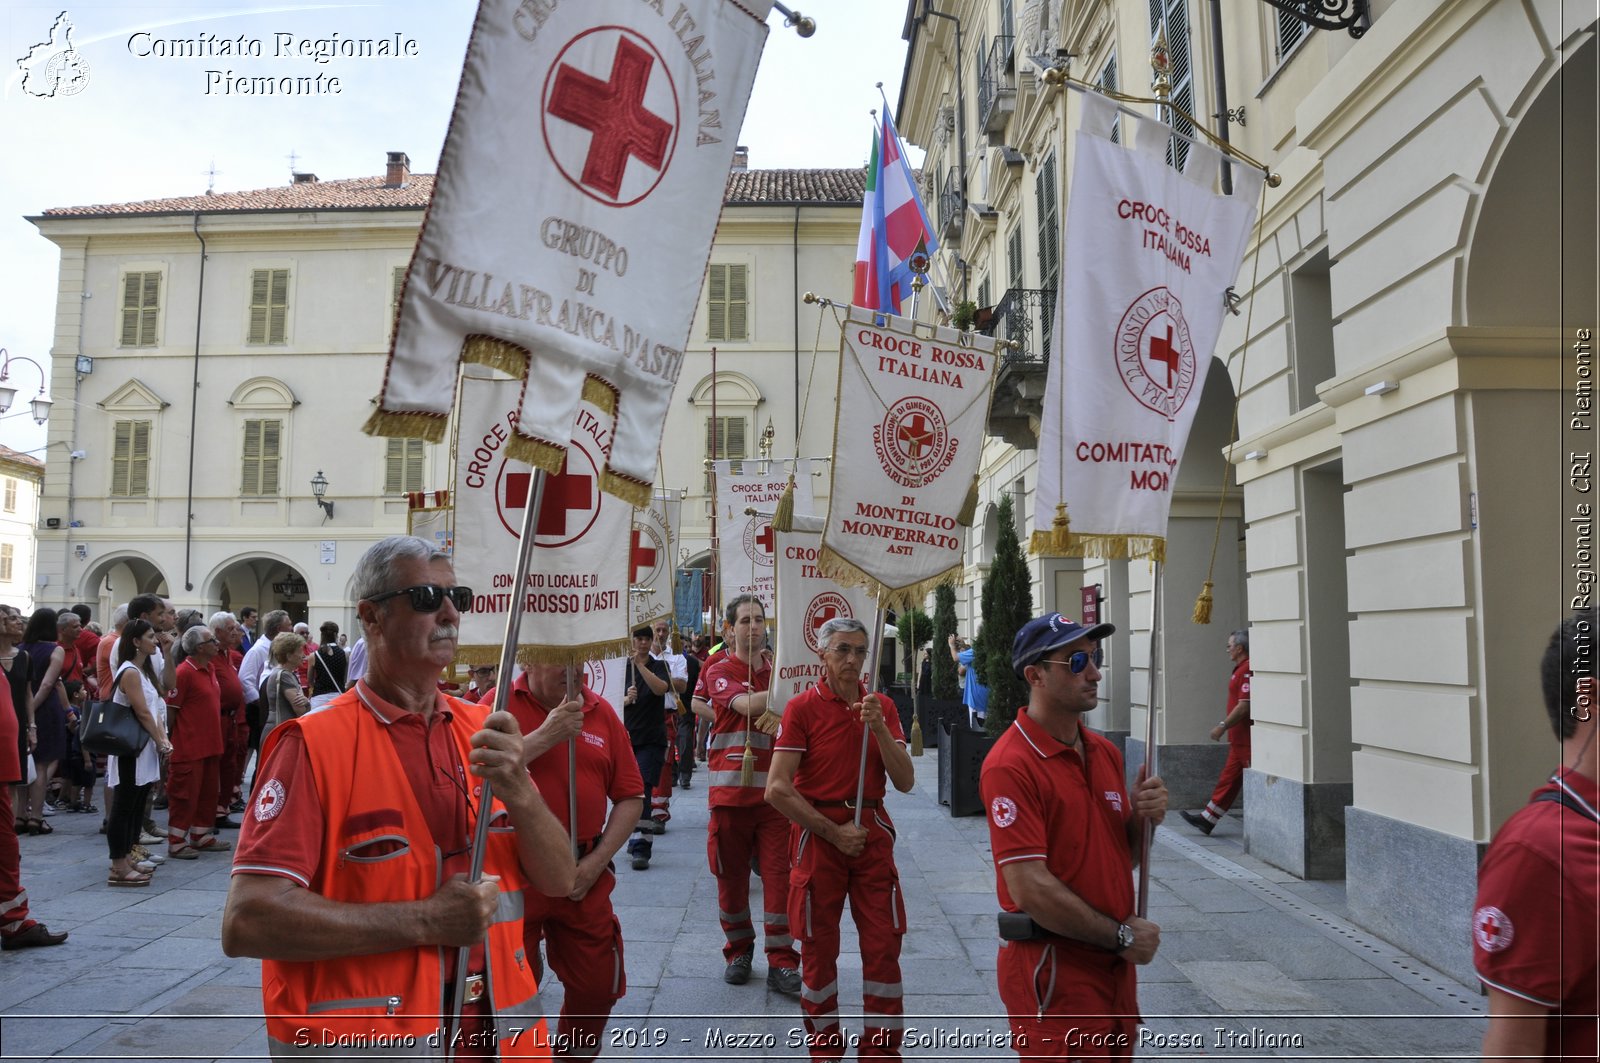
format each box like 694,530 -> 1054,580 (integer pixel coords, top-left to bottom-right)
105,621 -> 172,887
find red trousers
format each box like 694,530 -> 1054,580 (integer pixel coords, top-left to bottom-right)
166,756 -> 220,838
0,783 -> 38,939
707,804 -> 797,968
787,813 -> 905,1061
1203,742 -> 1250,823
524,867 -> 625,1061
998,939 -> 1138,1061
219,710 -> 249,813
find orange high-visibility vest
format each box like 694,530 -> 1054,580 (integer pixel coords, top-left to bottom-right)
259,692 -> 550,1059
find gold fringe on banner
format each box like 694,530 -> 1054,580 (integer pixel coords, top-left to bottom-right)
753,709 -> 782,735
363,408 -> 447,444
1029,503 -> 1075,556
815,544 -> 963,613
455,637 -> 632,672
771,475 -> 797,532
582,376 -> 618,415
1192,579 -> 1214,625
955,474 -> 980,527
462,335 -> 531,378
504,434 -> 568,476
601,470 -> 652,508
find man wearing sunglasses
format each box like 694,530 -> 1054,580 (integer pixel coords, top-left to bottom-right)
980,612 -> 1168,1061
223,536 -> 576,1058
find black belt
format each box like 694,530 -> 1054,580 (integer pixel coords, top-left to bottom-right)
814,798 -> 879,810
575,835 -> 604,858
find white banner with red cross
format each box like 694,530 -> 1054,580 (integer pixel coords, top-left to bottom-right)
453,374 -> 632,668
713,458 -> 816,616
1034,91 -> 1263,561
583,657 -> 629,723
819,307 -> 998,608
630,491 -> 681,630
770,517 -> 877,711
366,0 -> 773,509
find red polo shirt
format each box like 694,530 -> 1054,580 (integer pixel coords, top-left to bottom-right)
695,654 -> 775,808
774,681 -> 903,803
171,659 -> 223,762
493,675 -> 643,844
1473,768 -> 1599,1061
1227,657 -> 1252,750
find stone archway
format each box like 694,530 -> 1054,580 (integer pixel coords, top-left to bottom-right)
207,555 -> 312,626
79,554 -> 169,623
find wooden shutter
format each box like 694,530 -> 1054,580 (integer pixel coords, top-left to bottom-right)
242,418 -> 281,495
120,272 -> 160,346
249,269 -> 289,344
260,419 -> 281,495
3,478 -> 15,512
727,266 -> 748,340
268,269 -> 289,343
112,421 -> 132,496
112,419 -> 151,497
242,420 -> 262,495
385,438 -> 406,494
121,273 -> 142,346
707,265 -> 727,340
0,544 -> 12,582
248,270 -> 270,343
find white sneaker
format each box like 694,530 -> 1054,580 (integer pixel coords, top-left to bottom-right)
132,845 -> 166,865
138,831 -> 163,846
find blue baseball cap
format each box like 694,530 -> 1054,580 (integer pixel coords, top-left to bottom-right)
1012,613 -> 1116,678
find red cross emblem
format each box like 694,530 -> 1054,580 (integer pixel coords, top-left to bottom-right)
811,605 -> 839,632
755,524 -> 775,555
543,29 -> 679,207
496,451 -> 600,547
897,413 -> 934,458
1147,324 -> 1179,388
1473,905 -> 1514,953
630,528 -> 658,585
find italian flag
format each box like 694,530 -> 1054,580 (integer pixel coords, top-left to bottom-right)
852,106 -> 938,315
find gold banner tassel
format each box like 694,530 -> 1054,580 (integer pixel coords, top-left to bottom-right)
909,715 -> 923,756
1192,579 -> 1215,625
740,733 -> 756,788
771,473 -> 797,532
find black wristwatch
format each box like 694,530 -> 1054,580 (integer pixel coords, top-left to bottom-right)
1114,922 -> 1134,952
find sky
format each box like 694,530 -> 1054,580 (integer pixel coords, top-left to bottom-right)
0,0 -> 919,458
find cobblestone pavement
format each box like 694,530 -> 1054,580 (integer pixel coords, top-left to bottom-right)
0,758 -> 1486,1061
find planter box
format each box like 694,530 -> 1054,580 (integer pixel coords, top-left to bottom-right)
940,720 -> 995,818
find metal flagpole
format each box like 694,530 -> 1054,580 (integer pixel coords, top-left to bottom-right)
447,467 -> 549,1055
1136,560 -> 1162,918
852,604 -> 887,828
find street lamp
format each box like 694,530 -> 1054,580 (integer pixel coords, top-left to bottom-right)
0,348 -> 53,425
310,470 -> 334,519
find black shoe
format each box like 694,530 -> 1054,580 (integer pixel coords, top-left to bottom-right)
767,966 -> 802,996
215,815 -> 241,831
229,799 -> 246,814
724,951 -> 753,985
677,777 -> 691,790
1180,810 -> 1214,836
631,851 -> 650,870
2,923 -> 69,950
649,819 -> 666,835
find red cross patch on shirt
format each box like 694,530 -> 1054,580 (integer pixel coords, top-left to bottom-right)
1473,905 -> 1514,953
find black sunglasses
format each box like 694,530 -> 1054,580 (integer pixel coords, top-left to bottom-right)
365,584 -> 473,613
1036,648 -> 1103,674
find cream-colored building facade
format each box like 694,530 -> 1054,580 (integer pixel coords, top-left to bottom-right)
0,446 -> 45,612
898,0 -> 1595,981
28,154 -> 863,640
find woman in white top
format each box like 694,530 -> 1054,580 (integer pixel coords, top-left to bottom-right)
106,620 -> 171,887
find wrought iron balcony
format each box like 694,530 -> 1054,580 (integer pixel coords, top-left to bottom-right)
977,35 -> 1016,135
938,166 -> 963,242
981,286 -> 1054,449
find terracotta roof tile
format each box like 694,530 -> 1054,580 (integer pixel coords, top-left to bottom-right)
39,167 -> 867,218
0,444 -> 44,473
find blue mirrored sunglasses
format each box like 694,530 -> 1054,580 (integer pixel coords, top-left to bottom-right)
1035,648 -> 1104,674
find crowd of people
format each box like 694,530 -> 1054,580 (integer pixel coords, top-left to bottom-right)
4,538 -> 1594,1061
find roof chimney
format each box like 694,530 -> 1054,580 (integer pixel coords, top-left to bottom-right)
385,151 -> 411,188
292,172 -> 319,184
731,145 -> 749,172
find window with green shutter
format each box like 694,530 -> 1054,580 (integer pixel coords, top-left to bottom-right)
2,478 -> 15,513
1035,152 -> 1060,358
384,437 -> 427,494
0,544 -> 12,583
703,415 -> 747,491
241,418 -> 282,496
111,420 -> 152,497
248,268 -> 290,344
120,271 -> 161,347
706,264 -> 748,341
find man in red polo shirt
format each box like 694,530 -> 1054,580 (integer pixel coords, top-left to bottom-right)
690,594 -> 800,994
980,612 -> 1168,1061
495,663 -> 644,1061
1475,609 -> 1599,1062
1179,629 -> 1250,835
767,616 -> 913,1062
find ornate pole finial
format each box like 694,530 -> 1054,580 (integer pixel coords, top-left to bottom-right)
1150,27 -> 1171,103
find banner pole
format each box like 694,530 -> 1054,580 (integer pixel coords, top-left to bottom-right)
853,604 -> 887,828
565,664 -> 579,861
447,467 -> 548,1055
1136,559 -> 1162,918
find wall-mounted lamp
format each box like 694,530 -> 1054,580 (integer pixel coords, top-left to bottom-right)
1243,449 -> 1269,461
1364,380 -> 1399,396
310,470 -> 334,519
0,348 -> 53,425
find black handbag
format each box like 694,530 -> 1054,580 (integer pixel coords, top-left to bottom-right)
79,697 -> 151,758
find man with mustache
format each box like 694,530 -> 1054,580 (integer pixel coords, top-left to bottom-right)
223,536 -> 575,1058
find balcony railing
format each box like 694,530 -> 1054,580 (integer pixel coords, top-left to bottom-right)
978,35 -> 1016,135
938,166 -> 963,241
987,286 -> 1054,364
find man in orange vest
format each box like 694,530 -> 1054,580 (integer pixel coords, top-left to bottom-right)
223,536 -> 576,1058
